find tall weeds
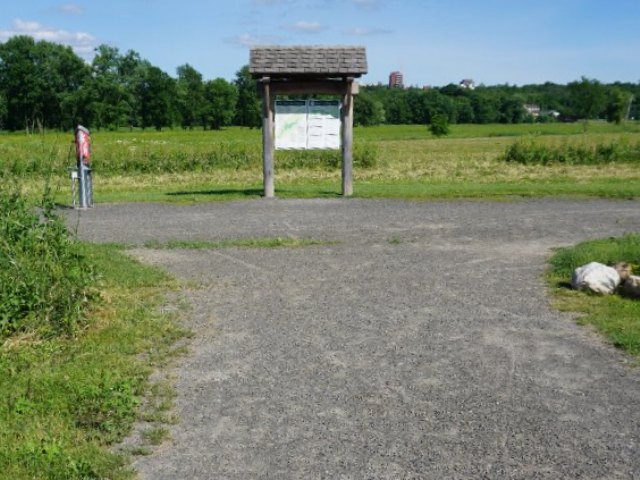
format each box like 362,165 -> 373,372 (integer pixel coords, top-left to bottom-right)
0,136 -> 379,177
503,139 -> 640,165
0,187 -> 95,337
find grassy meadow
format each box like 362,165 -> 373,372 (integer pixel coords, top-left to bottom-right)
2,121 -> 640,203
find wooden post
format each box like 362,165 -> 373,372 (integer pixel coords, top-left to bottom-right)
261,77 -> 275,198
341,78 -> 354,197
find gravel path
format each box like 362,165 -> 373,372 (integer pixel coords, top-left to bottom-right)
69,198 -> 640,479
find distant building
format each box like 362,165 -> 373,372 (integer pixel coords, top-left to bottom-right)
389,71 -> 404,89
459,79 -> 475,90
524,104 -> 541,118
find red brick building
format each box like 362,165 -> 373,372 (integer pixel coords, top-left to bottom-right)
389,71 -> 404,89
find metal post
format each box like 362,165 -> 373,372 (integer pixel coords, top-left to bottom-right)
78,162 -> 88,208
74,125 -> 93,209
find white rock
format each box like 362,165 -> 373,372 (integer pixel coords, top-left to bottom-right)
571,262 -> 621,295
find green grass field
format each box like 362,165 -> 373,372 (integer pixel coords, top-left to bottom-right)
2,122 -> 640,203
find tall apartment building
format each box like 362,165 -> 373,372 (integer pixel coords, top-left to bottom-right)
388,71 -> 404,89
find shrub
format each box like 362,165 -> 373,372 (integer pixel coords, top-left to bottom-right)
429,114 -> 450,138
0,188 -> 96,337
503,139 -> 640,165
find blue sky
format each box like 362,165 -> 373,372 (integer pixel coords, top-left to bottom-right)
1,0 -> 638,86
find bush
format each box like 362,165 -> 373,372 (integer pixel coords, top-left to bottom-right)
503,139 -> 640,165
0,188 -> 96,337
429,114 -> 450,138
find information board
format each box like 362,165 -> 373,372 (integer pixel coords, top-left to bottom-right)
275,100 -> 341,150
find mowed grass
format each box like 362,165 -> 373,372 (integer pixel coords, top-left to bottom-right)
548,235 -> 640,355
2,122 -> 640,203
0,244 -> 188,479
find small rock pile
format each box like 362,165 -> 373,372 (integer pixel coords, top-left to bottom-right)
571,261 -> 640,298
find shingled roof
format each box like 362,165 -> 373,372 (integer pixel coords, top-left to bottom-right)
250,46 -> 367,78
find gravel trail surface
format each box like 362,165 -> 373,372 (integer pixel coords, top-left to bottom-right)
69,198 -> 640,479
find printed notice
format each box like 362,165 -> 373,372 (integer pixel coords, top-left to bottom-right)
307,100 -> 341,150
275,100 -> 341,150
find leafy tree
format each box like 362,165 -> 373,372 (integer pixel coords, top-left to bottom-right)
568,76 -> 607,120
38,41 -> 91,129
176,63 -> 206,129
383,90 -> 411,124
605,87 -> 632,124
203,78 -> 238,129
429,113 -> 450,137
469,89 -> 500,124
134,65 -> 176,130
0,92 -> 7,130
89,45 -> 133,129
354,90 -> 385,126
439,83 -> 463,97
0,35 -> 45,131
233,65 -> 261,128
0,36 -> 89,131
405,89 -> 429,124
499,95 -> 527,124
424,90 -> 456,123
453,96 -> 474,123
117,50 -> 145,128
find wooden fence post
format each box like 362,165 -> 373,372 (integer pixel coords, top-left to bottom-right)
341,78 -> 354,197
261,77 -> 275,198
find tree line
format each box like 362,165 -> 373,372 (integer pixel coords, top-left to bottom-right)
0,36 -> 261,132
355,79 -> 639,127
0,35 -> 638,132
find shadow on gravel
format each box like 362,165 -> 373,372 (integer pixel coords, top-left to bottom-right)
166,188 -> 264,198
165,188 -> 343,199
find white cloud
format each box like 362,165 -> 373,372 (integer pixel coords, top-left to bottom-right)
288,21 -> 324,33
0,19 -> 97,59
58,3 -> 84,15
345,26 -> 391,36
225,33 -> 286,48
12,19 -> 41,32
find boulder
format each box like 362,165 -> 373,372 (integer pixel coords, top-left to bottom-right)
620,275 -> 640,299
571,262 -> 621,295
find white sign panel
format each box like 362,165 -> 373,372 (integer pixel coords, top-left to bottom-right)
275,100 -> 341,150
307,100 -> 341,150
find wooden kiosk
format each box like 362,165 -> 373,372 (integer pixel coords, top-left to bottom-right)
249,46 -> 368,197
